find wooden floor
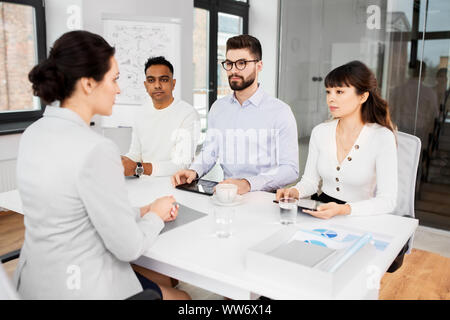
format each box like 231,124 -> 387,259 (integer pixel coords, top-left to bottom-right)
379,249 -> 450,299
1,211 -> 449,300
0,211 -> 24,278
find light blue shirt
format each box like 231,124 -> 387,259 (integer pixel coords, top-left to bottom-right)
190,86 -> 299,191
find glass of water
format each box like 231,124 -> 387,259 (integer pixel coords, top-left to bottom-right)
279,198 -> 297,225
214,206 -> 235,238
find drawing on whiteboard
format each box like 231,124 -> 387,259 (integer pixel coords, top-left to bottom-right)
103,19 -> 179,105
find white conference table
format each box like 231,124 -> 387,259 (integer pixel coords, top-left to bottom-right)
0,176 -> 418,300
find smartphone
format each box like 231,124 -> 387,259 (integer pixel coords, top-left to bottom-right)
273,199 -> 322,212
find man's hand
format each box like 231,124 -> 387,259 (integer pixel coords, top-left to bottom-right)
276,187 -> 300,201
220,179 -> 251,195
171,169 -> 198,187
303,202 -> 351,220
121,156 -> 137,176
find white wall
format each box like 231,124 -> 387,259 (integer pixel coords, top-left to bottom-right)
0,0 -> 79,193
84,0 -> 194,135
249,0 -> 279,98
0,0 -> 194,192
83,0 -> 193,105
45,0 -> 194,103
0,0 -> 279,191
45,0 -> 83,51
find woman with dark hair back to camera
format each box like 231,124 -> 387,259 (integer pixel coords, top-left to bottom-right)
14,30 -> 190,300
276,60 -> 397,219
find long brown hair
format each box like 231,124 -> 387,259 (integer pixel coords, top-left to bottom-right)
324,60 -> 395,133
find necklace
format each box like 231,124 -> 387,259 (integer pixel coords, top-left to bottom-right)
336,121 -> 363,163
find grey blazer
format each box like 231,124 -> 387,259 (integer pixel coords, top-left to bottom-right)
14,107 -> 164,299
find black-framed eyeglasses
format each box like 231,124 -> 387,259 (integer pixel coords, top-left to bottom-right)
221,59 -> 259,71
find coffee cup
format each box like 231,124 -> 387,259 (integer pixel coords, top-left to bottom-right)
215,183 -> 238,203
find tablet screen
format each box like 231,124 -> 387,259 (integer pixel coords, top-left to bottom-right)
273,199 -> 325,212
175,179 -> 218,196
297,199 -> 320,210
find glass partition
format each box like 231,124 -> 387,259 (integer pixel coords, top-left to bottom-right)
193,7 -> 210,138
217,12 -> 243,100
278,0 -> 450,229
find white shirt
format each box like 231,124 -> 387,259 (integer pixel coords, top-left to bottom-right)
14,107 -> 164,299
125,99 -> 200,176
189,86 -> 299,191
294,119 -> 398,216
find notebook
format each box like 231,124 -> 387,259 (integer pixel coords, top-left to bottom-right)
161,203 -> 207,234
268,239 -> 335,268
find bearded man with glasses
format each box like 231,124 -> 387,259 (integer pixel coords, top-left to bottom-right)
172,35 -> 299,195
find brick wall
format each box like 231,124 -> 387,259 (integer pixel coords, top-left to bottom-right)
0,3 -> 36,111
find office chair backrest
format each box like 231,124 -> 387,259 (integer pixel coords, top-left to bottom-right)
394,131 -> 421,218
0,263 -> 20,300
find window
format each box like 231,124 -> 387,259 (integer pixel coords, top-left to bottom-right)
193,0 -> 249,137
217,12 -> 244,100
0,0 -> 46,133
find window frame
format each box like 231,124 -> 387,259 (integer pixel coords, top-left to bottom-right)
194,0 -> 249,110
409,0 -> 450,68
0,0 -> 47,133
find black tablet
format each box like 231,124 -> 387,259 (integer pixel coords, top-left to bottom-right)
273,199 -> 324,212
175,179 -> 218,196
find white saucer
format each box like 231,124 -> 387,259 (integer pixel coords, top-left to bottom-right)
211,194 -> 244,206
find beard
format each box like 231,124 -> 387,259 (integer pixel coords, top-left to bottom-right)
228,71 -> 256,91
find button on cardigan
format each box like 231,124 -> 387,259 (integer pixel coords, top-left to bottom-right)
293,119 -> 398,216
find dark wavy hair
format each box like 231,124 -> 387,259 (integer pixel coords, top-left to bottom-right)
325,60 -> 395,133
29,30 -> 115,104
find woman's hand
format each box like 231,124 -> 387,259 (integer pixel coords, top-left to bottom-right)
275,188 -> 299,201
303,202 -> 351,219
140,195 -> 179,222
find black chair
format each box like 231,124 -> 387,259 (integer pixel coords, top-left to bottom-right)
0,249 -> 21,264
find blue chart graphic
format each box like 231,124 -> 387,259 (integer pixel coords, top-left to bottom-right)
304,240 -> 327,247
299,227 -> 389,251
341,234 -> 389,251
312,229 -> 338,239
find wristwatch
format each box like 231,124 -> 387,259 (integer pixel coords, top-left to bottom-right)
134,162 -> 144,178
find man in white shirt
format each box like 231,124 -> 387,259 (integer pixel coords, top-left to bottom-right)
121,56 -> 200,177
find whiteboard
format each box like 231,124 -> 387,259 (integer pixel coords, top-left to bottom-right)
102,15 -> 181,105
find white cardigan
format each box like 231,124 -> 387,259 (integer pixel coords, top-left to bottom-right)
14,107 -> 164,299
293,119 -> 398,216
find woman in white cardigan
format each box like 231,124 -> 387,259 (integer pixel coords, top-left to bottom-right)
277,61 -> 397,219
15,31 -> 189,300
